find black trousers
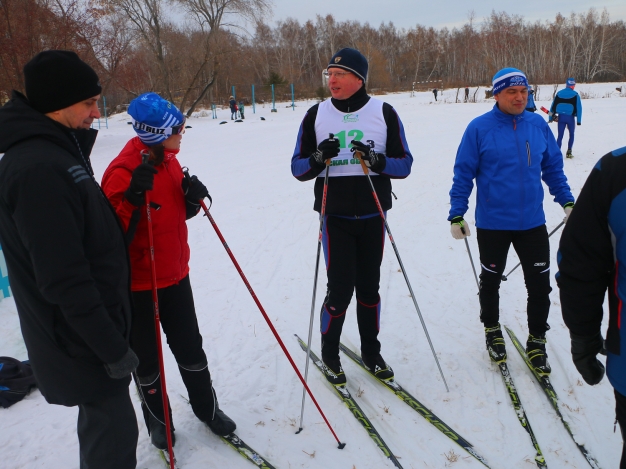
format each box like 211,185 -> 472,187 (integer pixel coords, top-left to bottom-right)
476,225 -> 552,336
77,388 -> 138,469
131,275 -> 217,425
616,389 -> 626,468
320,215 -> 385,360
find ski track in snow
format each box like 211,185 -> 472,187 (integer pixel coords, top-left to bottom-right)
1,83 -> 625,468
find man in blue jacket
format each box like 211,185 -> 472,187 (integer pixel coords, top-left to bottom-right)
448,67 -> 574,376
549,78 -> 582,158
291,48 -> 412,385
557,145 -> 626,467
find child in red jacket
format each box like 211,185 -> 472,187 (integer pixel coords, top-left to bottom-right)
102,92 -> 236,451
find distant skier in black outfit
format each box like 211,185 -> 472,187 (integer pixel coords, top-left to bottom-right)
291,48 -> 413,385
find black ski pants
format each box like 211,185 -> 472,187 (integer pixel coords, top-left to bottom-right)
477,225 -> 552,336
77,388 -> 138,469
131,275 -> 217,426
320,214 -> 385,360
616,389 -> 626,468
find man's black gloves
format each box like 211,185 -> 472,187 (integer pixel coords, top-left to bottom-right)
182,174 -> 209,205
125,163 -> 158,207
350,139 -> 387,173
104,348 -> 139,379
310,137 -> 340,167
570,331 -> 605,385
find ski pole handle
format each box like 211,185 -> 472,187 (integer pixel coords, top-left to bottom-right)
325,133 -> 334,166
181,166 -> 213,209
182,166 -> 191,183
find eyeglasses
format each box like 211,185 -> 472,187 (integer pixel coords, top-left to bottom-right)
171,119 -> 186,135
323,70 -> 351,79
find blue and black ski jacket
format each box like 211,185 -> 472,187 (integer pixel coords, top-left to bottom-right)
549,88 -> 582,124
557,146 -> 626,397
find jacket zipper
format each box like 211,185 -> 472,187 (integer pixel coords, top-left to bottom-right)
526,141 -> 531,166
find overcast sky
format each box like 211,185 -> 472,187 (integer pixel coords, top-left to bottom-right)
266,0 -> 626,30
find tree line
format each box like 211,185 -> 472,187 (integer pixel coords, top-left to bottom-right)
1,1 -> 625,114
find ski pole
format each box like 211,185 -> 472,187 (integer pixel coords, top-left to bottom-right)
298,133 -> 334,434
501,221 -> 565,281
464,237 -> 480,291
183,169 -> 345,449
142,151 -> 176,469
353,147 -> 449,392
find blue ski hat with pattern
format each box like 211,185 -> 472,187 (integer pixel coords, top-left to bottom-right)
566,77 -> 576,87
492,67 -> 528,95
128,92 -> 184,146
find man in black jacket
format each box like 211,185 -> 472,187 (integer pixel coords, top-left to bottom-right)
556,145 -> 626,467
291,48 -> 413,385
0,51 -> 138,469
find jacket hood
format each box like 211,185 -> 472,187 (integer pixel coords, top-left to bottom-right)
0,91 -> 97,159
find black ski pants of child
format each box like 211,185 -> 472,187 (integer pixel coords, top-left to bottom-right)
77,388 -> 138,469
477,225 -> 552,336
320,215 -> 385,361
131,275 -> 217,428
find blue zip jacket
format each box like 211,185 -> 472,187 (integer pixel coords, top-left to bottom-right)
550,88 -> 582,124
449,104 -> 574,230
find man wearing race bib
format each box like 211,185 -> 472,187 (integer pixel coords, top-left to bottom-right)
291,48 -> 413,385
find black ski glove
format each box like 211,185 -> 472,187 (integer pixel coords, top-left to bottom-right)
570,331 -> 605,385
351,140 -> 387,173
104,348 -> 139,379
182,174 -> 209,205
310,137 -> 340,168
124,163 -> 158,207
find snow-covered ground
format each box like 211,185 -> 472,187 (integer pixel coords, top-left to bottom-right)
1,82 -> 625,469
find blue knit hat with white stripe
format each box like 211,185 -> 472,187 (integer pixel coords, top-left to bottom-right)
492,68 -> 528,95
128,92 -> 184,146
566,77 -> 576,87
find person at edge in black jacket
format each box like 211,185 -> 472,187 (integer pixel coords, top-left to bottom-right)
0,51 -> 138,469
291,48 -> 413,386
556,145 -> 626,468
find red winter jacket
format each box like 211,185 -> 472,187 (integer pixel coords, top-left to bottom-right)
102,137 -> 190,291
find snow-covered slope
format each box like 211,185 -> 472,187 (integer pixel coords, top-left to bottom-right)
1,83 -> 625,468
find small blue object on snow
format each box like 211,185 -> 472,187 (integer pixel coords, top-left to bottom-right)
0,243 -> 11,299
219,121 -> 227,125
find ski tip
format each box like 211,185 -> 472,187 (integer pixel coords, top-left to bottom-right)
295,427 -> 303,434
337,442 -> 346,450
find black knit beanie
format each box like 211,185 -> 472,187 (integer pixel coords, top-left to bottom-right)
328,48 -> 368,82
24,50 -> 102,114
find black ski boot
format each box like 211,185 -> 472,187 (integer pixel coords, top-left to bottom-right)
485,324 -> 507,363
138,373 -> 175,450
148,412 -> 176,450
178,361 -> 237,436
362,353 -> 394,381
526,334 -> 551,376
321,356 -> 346,386
206,404 -> 237,436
